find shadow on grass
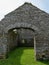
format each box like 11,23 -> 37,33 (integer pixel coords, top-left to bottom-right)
8,47 -> 24,65
8,47 -> 34,65
38,60 -> 49,65
9,47 -> 49,65
0,47 -> 49,65
0,47 -> 24,65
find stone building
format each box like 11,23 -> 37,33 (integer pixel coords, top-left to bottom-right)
0,2 -> 49,60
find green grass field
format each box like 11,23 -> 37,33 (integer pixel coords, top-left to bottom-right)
0,47 -> 49,65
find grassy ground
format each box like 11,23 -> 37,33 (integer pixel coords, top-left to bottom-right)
0,47 -> 49,65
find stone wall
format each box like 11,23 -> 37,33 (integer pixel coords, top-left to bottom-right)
0,36 -> 8,59
36,34 -> 49,60
0,2 -> 49,60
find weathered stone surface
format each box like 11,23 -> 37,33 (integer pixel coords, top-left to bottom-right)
0,2 -> 49,60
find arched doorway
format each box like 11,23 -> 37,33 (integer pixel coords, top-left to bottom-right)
8,27 -> 35,50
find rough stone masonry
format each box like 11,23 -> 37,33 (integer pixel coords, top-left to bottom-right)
0,2 -> 49,60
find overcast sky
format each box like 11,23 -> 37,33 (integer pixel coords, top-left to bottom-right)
0,0 -> 49,21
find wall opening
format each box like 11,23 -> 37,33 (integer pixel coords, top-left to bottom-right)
8,27 -> 36,50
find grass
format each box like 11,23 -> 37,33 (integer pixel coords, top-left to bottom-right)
0,47 -> 49,65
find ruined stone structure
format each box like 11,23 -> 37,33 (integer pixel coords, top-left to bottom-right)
0,2 -> 49,60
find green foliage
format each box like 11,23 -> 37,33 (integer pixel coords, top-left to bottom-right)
0,47 -> 49,65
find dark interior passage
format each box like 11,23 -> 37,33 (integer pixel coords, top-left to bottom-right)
18,38 -> 34,47
8,28 -> 34,50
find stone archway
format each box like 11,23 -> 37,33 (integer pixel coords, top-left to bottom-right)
7,27 -> 37,59
4,22 -> 40,48
8,27 -> 35,49
4,22 -> 40,59
4,22 -> 40,33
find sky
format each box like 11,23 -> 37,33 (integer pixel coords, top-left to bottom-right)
0,0 -> 49,21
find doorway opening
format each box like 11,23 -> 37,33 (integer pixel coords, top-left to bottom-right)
8,27 -> 36,50
7,27 -> 36,62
